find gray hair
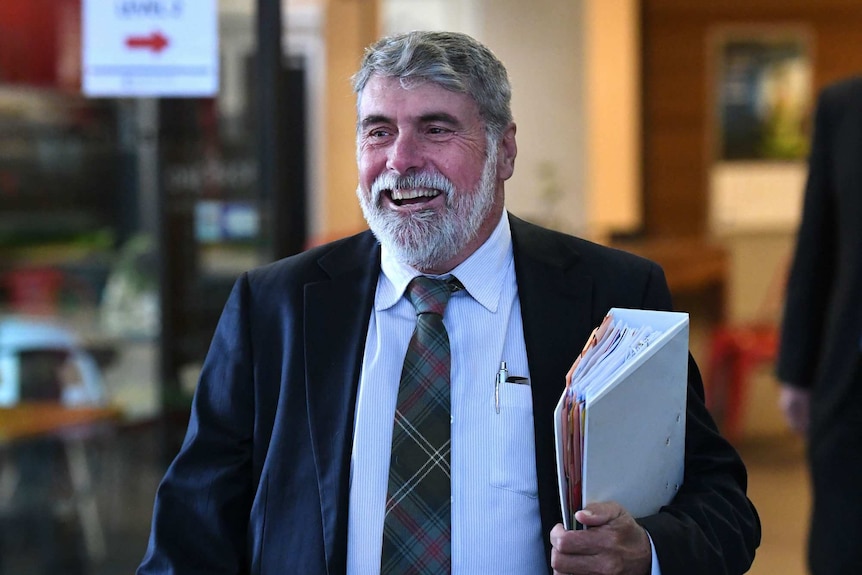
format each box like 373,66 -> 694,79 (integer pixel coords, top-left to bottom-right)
352,31 -> 513,140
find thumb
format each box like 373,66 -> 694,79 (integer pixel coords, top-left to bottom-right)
575,501 -> 625,527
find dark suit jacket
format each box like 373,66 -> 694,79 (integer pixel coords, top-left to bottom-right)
776,77 -> 862,446
138,215 -> 759,575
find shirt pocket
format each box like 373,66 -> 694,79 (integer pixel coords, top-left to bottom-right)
488,380 -> 539,498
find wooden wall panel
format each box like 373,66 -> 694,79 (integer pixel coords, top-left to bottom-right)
641,0 -> 862,237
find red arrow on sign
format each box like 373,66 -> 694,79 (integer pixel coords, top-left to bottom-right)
125,31 -> 170,54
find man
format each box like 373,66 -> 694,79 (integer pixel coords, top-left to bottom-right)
776,76 -> 862,575
138,31 -> 759,575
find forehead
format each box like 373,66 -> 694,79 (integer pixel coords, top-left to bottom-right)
358,75 -> 481,122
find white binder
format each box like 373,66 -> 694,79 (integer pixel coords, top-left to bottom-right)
554,308 -> 689,528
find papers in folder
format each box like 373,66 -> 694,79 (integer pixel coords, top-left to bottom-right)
554,308 -> 689,529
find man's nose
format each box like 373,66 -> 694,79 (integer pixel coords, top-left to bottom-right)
386,131 -> 424,174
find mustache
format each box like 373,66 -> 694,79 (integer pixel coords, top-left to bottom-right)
371,170 -> 455,199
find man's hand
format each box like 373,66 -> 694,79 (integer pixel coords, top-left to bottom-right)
778,383 -> 810,436
549,502 -> 651,575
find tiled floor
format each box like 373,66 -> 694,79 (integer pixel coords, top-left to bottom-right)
731,368 -> 812,575
739,432 -> 810,575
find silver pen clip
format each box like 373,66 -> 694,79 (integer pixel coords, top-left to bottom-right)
495,361 -> 507,414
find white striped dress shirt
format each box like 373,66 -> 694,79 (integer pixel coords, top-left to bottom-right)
346,212 -> 547,574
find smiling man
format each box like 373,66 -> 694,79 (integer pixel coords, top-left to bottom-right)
354,73 -> 514,274
137,31 -> 760,575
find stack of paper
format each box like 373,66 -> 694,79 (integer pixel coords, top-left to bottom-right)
554,308 -> 689,529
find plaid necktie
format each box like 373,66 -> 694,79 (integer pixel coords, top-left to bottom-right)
381,276 -> 459,575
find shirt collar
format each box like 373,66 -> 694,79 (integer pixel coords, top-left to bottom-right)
378,210 -> 514,312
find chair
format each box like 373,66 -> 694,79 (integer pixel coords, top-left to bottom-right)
704,257 -> 787,443
705,323 -> 780,442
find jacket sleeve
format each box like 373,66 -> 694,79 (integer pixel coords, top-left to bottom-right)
137,274 -> 256,574
775,86 -> 839,389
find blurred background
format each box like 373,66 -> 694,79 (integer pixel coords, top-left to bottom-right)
2,0 -> 859,572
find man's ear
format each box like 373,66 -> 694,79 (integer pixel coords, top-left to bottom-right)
497,123 -> 517,181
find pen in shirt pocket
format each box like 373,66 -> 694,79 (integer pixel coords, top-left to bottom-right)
495,361 -> 507,414
494,361 -> 529,413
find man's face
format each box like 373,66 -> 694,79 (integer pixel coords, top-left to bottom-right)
356,75 -> 516,273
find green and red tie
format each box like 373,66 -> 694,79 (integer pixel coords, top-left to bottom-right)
381,276 -> 460,575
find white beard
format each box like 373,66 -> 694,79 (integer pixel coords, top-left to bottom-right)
357,139 -> 499,271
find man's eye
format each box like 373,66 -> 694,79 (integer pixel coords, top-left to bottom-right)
369,129 -> 390,138
427,127 -> 451,135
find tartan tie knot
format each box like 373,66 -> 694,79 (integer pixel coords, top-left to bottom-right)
407,276 -> 455,317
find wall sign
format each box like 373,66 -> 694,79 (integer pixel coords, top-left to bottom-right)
82,0 -> 218,97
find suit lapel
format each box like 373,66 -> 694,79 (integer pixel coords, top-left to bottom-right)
509,215 -> 596,560
305,232 -> 380,575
